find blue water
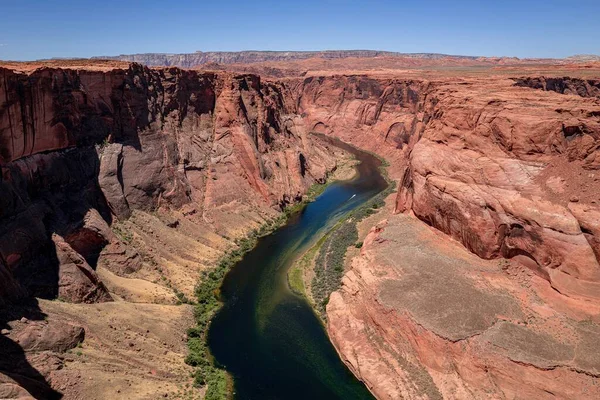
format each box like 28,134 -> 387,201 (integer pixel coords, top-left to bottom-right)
207,138 -> 387,399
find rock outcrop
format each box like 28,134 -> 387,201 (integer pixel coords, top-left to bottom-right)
328,214 -> 600,399
293,74 -> 600,301
0,64 -> 336,304
398,77 -> 600,301
514,76 -> 600,97
294,74 -> 600,398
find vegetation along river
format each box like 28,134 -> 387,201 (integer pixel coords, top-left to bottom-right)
207,137 -> 388,399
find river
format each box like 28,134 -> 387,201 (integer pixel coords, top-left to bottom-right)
207,137 -> 387,399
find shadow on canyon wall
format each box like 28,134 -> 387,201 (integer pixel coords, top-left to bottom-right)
0,73 -> 144,398
0,146 -> 112,399
0,145 -> 114,297
0,63 -> 206,398
0,300 -> 63,399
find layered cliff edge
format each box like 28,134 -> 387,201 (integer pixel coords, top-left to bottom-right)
298,74 -> 600,301
1,62 -> 600,399
0,64 -> 344,399
91,50 -> 599,69
304,75 -> 600,398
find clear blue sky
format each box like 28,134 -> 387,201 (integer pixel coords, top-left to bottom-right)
1,0 -> 598,61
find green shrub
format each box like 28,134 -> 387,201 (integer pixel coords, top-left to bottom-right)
112,224 -> 134,244
175,290 -> 192,304
185,212 -> 295,397
311,219 -> 359,316
311,175 -> 395,319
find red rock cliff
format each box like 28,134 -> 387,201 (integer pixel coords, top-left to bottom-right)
291,73 -> 600,398
294,74 -> 600,300
0,64 -> 337,304
2,63 -> 600,399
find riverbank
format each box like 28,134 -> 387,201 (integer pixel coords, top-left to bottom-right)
204,136 -> 386,399
281,152 -> 359,218
288,181 -> 395,317
185,145 -> 358,399
287,148 -> 395,320
185,215 -> 285,399
287,155 -> 362,300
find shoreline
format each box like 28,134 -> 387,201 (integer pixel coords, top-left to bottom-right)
284,143 -> 395,400
287,154 -> 395,319
184,138 -> 358,398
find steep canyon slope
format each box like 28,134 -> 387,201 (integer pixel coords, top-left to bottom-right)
297,73 -> 600,398
0,64 -> 342,399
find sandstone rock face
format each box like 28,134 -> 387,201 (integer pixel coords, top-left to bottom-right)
514,76 -> 600,97
0,64 -> 342,399
0,65 -> 337,305
63,209 -> 115,266
291,73 -> 600,398
2,61 -> 600,399
296,75 -> 427,181
399,78 -> 600,301
14,320 -> 84,353
52,234 -> 112,304
0,310 -> 84,400
294,74 -> 600,300
328,215 -> 600,399
0,144 -> 113,303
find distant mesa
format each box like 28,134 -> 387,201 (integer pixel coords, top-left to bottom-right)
79,50 -> 600,69
88,50 -> 480,68
566,54 -> 600,62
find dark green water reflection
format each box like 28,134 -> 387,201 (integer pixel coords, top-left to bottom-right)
207,138 -> 387,399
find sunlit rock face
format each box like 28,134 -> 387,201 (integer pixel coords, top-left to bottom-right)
293,74 -> 600,300
295,74 -> 600,398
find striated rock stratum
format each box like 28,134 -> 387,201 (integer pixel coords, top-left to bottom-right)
0,63 -> 341,398
291,70 -> 600,398
1,57 -> 600,399
302,73 -> 600,398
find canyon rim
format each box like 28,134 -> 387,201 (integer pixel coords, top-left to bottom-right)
1,49 -> 600,400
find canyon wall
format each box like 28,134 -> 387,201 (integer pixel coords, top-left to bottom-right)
0,64 -> 338,304
294,74 -> 600,300
293,74 -> 600,398
514,76 -> 600,97
0,64 -> 341,398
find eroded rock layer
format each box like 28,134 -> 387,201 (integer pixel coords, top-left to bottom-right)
0,65 -> 337,301
329,214 -> 600,399
294,74 -> 600,300
0,64 -> 341,398
302,74 -> 600,398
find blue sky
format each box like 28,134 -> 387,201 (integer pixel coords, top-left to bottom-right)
0,0 -> 598,61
